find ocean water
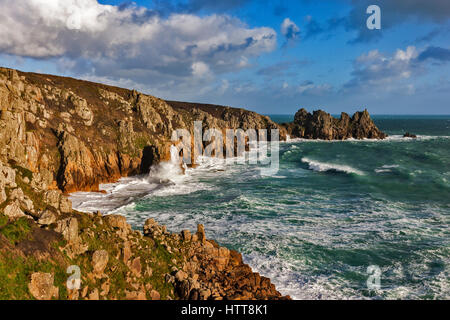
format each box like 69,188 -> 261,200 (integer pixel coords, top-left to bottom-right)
70,116 -> 450,300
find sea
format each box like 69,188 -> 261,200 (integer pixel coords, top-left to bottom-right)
70,115 -> 450,299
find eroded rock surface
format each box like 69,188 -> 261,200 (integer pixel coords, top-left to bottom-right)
0,67 -> 284,193
285,108 -> 387,140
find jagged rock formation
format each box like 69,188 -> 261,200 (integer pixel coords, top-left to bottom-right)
285,108 -> 387,140
0,67 -> 288,300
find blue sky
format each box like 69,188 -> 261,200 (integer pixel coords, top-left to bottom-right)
1,0 -> 449,115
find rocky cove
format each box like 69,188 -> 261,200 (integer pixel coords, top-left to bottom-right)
0,67 -> 386,300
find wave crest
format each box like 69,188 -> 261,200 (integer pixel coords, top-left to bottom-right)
301,157 -> 365,176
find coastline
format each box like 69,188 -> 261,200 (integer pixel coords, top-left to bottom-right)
0,66 -> 289,300
4,66 -> 443,300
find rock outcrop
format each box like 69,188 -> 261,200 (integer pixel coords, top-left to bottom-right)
0,67 -> 284,192
403,132 -> 417,138
285,108 -> 387,140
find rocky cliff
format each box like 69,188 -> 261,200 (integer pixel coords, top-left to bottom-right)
0,67 -> 284,193
0,67 -> 287,300
285,108 -> 387,140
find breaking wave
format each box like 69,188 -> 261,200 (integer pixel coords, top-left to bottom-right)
301,157 -> 365,176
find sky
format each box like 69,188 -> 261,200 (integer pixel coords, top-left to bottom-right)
0,0 -> 449,115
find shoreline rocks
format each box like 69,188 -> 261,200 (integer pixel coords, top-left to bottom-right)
403,132 -> 417,138
285,108 -> 387,140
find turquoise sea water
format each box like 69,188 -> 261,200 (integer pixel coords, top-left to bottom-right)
71,115 -> 450,299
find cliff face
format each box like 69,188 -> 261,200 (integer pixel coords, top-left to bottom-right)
285,108 -> 387,140
0,67 -> 285,193
0,67 -> 288,300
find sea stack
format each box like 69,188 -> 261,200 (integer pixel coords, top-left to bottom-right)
284,108 -> 387,140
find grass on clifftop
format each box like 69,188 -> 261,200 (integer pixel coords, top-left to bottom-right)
0,252 -> 68,300
75,212 -> 178,300
0,216 -> 32,245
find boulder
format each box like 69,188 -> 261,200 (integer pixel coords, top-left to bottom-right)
4,201 -> 26,220
28,272 -> 59,300
104,215 -> 129,230
88,288 -> 99,300
44,190 -> 61,210
69,95 -> 94,126
130,257 -> 142,277
175,270 -> 188,282
122,241 -> 132,264
125,290 -> 147,300
150,290 -> 160,300
0,188 -> 6,204
55,217 -> 78,243
92,250 -> 109,275
196,224 -> 206,244
143,218 -> 163,237
9,188 -> 24,202
59,196 -> 72,213
0,164 -> 16,188
38,210 -> 57,226
181,230 -> 192,242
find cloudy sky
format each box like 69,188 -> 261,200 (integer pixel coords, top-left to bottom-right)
1,0 -> 449,114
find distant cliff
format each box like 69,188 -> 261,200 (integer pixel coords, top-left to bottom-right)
284,108 -> 387,140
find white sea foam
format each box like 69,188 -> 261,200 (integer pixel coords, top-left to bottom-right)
375,164 -> 400,173
285,135 -> 450,143
301,157 -> 365,176
69,137 -> 450,300
70,145 -> 209,213
385,135 -> 450,141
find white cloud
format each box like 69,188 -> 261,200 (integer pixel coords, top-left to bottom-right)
0,0 -> 276,85
191,61 -> 210,77
281,18 -> 300,41
347,46 -> 420,88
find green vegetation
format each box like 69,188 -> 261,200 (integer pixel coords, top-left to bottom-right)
0,214 -> 8,228
74,213 -> 178,300
146,240 -> 180,299
0,217 -> 32,244
0,253 -> 67,300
